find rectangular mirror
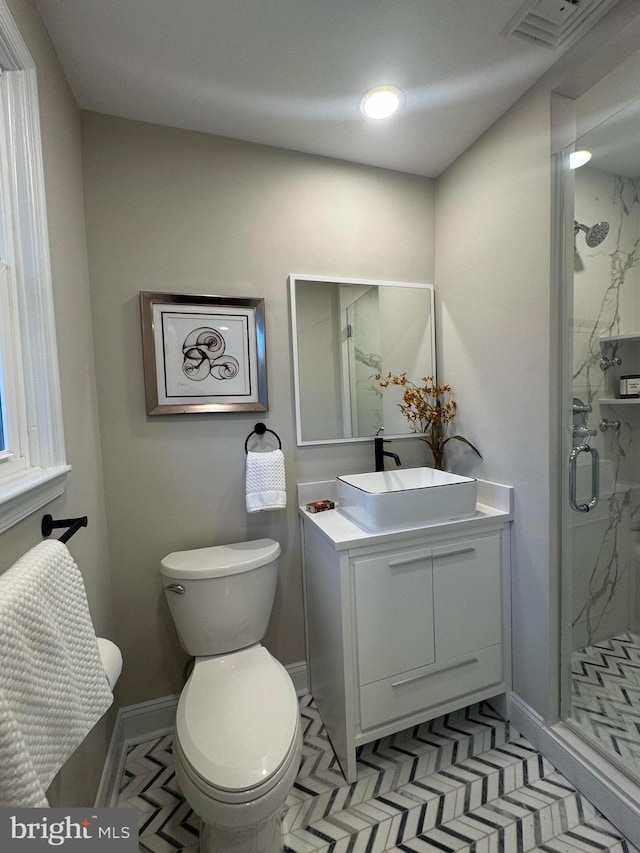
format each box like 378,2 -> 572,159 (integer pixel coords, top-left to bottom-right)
289,275 -> 436,445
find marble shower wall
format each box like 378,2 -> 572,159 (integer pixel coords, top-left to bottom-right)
570,166 -> 640,650
573,167 -> 640,408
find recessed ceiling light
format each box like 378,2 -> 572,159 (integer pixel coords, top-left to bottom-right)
569,150 -> 592,169
360,86 -> 404,120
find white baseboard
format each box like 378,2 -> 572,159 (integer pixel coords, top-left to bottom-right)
93,712 -> 127,808
96,660 -> 309,807
286,659 -> 309,696
511,692 -> 640,848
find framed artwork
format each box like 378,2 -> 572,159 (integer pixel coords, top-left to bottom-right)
140,291 -> 268,415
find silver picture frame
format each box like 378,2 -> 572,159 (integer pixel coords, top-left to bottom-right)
140,291 -> 268,415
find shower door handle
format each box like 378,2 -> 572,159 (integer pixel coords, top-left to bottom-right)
569,444 -> 599,513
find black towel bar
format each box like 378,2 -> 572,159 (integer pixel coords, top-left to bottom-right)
244,422 -> 282,453
41,514 -> 88,544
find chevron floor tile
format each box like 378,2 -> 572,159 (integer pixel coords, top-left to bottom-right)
570,632 -> 640,775
116,696 -> 637,852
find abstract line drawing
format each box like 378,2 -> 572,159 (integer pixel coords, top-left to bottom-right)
181,327 -> 240,381
140,291 -> 267,415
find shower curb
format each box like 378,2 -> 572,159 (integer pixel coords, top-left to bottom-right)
511,691 -> 640,848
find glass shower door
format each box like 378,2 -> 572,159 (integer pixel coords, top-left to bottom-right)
561,100 -> 640,779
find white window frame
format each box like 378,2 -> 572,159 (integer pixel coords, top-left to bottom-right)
0,0 -> 69,534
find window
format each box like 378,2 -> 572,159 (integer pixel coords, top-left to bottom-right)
0,1 -> 69,533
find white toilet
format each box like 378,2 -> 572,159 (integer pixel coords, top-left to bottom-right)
160,538 -> 302,853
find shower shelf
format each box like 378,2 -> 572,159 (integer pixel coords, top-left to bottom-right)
598,336 -> 640,405
600,333 -> 640,344
598,336 -> 640,402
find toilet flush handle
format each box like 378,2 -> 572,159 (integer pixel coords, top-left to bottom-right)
165,584 -> 185,595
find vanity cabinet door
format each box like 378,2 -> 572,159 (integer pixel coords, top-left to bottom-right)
356,533 -> 504,733
353,547 -> 435,686
432,534 -> 502,660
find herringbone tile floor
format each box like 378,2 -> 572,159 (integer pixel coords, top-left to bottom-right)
571,631 -> 640,775
117,696 -> 638,852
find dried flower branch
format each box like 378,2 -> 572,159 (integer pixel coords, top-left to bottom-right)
375,372 -> 481,470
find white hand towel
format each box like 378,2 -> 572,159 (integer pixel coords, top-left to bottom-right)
0,540 -> 114,807
246,449 -> 287,512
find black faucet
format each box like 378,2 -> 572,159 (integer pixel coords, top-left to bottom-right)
374,430 -> 402,472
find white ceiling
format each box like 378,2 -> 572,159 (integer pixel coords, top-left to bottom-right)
576,97 -> 640,177
32,0 -> 626,177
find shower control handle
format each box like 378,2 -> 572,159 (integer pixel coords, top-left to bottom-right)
569,444 -> 599,513
600,356 -> 622,371
572,425 -> 597,439
165,584 -> 185,595
599,418 -> 621,432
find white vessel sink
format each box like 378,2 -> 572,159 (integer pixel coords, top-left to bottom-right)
336,467 -> 477,532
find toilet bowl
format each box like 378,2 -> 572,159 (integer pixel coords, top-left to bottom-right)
160,539 -> 302,853
175,648 -> 301,833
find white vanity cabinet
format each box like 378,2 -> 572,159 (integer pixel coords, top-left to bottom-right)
355,534 -> 502,731
299,486 -> 511,783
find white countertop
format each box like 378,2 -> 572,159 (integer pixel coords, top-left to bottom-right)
297,477 -> 513,552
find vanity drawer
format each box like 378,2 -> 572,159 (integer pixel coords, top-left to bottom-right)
358,643 -> 503,731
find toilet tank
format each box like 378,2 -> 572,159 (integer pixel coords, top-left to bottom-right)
160,539 -> 280,657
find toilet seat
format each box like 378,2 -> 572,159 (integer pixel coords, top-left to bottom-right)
175,644 -> 300,804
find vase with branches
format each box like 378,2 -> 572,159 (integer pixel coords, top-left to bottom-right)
375,372 -> 481,471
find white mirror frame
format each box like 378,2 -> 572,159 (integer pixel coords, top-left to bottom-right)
289,274 -> 436,446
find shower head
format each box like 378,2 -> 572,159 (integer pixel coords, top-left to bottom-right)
574,220 -> 609,248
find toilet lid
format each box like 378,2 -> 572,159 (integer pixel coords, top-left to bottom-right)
161,539 -> 280,580
176,645 -> 299,793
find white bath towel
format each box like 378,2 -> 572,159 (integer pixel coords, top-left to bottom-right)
246,449 -> 287,512
0,540 -> 114,807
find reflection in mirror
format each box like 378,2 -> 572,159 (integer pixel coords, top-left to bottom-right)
289,275 -> 435,445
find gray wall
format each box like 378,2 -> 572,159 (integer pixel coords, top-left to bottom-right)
81,112 -> 435,706
435,90 -> 554,718
295,282 -> 343,441
0,0 -> 115,806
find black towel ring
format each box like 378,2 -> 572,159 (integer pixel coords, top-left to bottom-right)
244,422 -> 282,454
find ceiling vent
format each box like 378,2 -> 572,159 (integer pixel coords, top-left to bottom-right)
502,0 -> 621,49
